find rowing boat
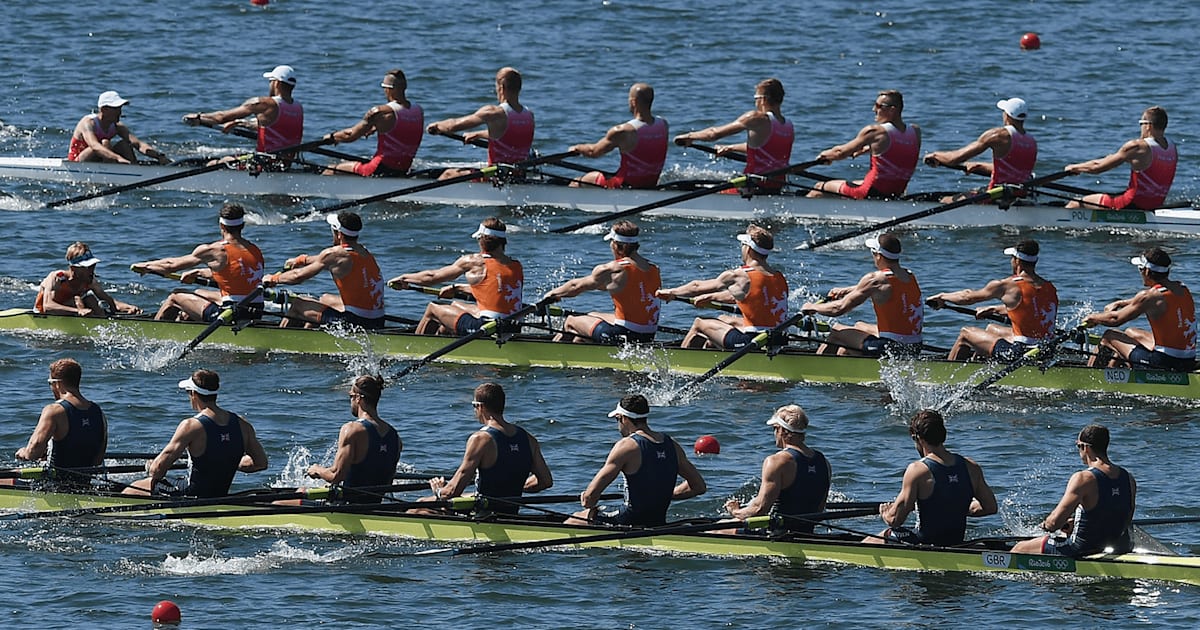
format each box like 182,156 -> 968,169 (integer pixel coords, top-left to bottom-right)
2,308 -> 1197,398
3,157 -> 1198,231
2,485 -> 1196,585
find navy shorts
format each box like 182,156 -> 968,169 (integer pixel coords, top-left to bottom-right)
1128,346 -> 1196,372
454,313 -> 520,336
991,338 -> 1037,362
861,336 -> 922,358
595,504 -> 664,528
320,308 -> 385,330
201,301 -> 263,323
590,321 -> 655,345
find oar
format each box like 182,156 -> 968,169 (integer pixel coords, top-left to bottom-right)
933,161 -> 1103,199
552,158 -> 828,234
794,170 -> 1074,251
390,297 -> 555,380
926,299 -> 1010,324
0,462 -> 186,480
45,136 -> 337,209
1132,516 -> 1200,526
677,296 -> 740,314
669,312 -> 809,402
433,131 -> 603,176
295,150 -> 579,219
0,485 -> 338,521
176,287 -> 264,361
969,323 -> 1088,392
543,304 -> 689,337
194,119 -> 368,163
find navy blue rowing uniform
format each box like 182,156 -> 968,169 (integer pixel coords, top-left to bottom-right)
181,413 -> 245,498
475,425 -> 533,514
1045,467 -> 1134,557
48,399 -> 105,487
342,419 -> 401,504
599,433 -> 678,527
898,454 -> 974,546
773,447 -> 831,533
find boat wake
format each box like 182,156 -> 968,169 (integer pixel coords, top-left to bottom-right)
145,540 -> 371,576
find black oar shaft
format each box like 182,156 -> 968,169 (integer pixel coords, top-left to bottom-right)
176,287 -> 264,361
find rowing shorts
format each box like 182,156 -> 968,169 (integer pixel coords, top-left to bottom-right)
839,181 -> 903,201
991,338 -> 1038,362
1127,346 -> 1197,372
722,328 -> 786,350
201,301 -> 264,323
589,321 -> 655,345
595,504 -> 664,528
353,154 -> 410,178
861,336 -> 922,358
453,313 -> 519,336
1038,535 -> 1100,558
319,308 -> 385,330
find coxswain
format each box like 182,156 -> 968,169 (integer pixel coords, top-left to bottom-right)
67,90 -> 169,164
923,97 -> 1037,202
305,375 -> 401,504
323,69 -> 423,177
8,359 -> 107,490
37,242 -> 142,317
426,67 -> 534,180
1065,106 -> 1177,211
809,89 -> 921,199
569,83 -> 668,189
183,64 -> 303,169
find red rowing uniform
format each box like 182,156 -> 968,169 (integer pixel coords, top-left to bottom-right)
258,97 -> 304,152
842,122 -> 919,199
604,117 -> 668,189
1101,138 -> 1178,211
355,101 -> 424,175
469,255 -> 524,318
989,126 -> 1038,187
66,115 -> 118,161
745,113 -> 794,191
488,103 -> 535,165
611,258 -> 662,334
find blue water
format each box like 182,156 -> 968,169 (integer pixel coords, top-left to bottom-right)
2,1 -> 1200,628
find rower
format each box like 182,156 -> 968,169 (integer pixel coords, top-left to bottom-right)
1083,247 -> 1196,371
723,404 -> 831,534
132,202 -> 265,324
9,359 -> 107,490
542,220 -> 661,344
673,78 -> 793,193
37,242 -> 142,318
657,225 -> 789,350
387,217 -> 523,336
419,382 -> 552,515
183,64 -> 303,169
567,394 -> 706,527
305,375 -> 401,504
124,369 -> 269,498
867,409 -> 997,546
923,97 -> 1037,203
426,67 -> 534,180
801,233 -> 923,357
568,83 -> 668,189
262,211 -> 386,330
67,90 -> 169,165
808,89 -> 921,199
1065,106 -> 1177,211
323,69 -> 423,177
926,239 -> 1057,362
1011,424 -> 1136,557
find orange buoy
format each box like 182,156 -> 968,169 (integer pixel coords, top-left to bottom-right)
1020,32 -> 1041,50
694,435 -> 720,455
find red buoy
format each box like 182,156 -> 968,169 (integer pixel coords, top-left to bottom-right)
250,0 -> 269,6
1020,32 -> 1041,50
694,435 -> 720,455
151,600 -> 181,625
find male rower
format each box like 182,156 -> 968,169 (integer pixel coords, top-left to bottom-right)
9,359 -> 107,489
808,89 -> 921,199
67,90 -> 169,164
324,68 -> 423,177
262,211 -> 386,329
542,220 -> 661,344
305,375 -> 401,504
656,224 -> 788,349
801,233 -> 923,356
426,67 -> 533,180
923,97 -> 1037,201
124,369 -> 268,498
1011,424 -> 1136,557
566,394 -> 706,527
723,404 -> 831,534
1065,106 -> 1177,211
132,202 -> 265,323
1082,247 -> 1196,371
422,382 -> 553,515
184,64 -> 303,169
926,240 -> 1058,361
388,217 -> 523,336
867,409 -> 997,546
569,83 -> 668,189
674,78 -> 793,192
37,242 -> 142,317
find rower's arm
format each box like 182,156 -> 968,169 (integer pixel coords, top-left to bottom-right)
329,107 -> 385,145
306,422 -> 359,484
880,461 -> 923,528
819,125 -> 883,163
1042,471 -> 1091,532
389,258 -> 472,290
132,243 -> 215,277
266,248 -> 337,286
727,453 -> 785,519
928,279 -> 1007,308
88,281 -> 142,316
580,441 -> 630,508
570,124 -> 629,158
656,277 -> 726,302
147,419 -> 195,484
966,458 -> 998,517
190,96 -> 274,129
1066,139 -> 1145,175
544,264 -> 617,300
1084,293 -> 1150,328
524,434 -> 553,493
238,421 -> 269,473
427,104 -> 497,137
672,442 -> 707,500
14,403 -> 64,461
440,433 -> 488,499
924,127 -> 1004,168
804,274 -> 877,316
37,272 -> 82,316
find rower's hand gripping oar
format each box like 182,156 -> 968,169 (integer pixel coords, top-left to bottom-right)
174,287 -> 264,361
187,116 -> 368,164
925,298 -> 1010,325
795,170 -> 1075,251
552,158 -> 829,234
669,311 -> 811,403
432,130 -> 605,177
928,160 -> 1104,199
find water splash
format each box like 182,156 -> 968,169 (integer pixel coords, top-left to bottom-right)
151,540 -> 369,576
273,445 -> 333,489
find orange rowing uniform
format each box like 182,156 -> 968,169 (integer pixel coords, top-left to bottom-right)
211,240 -> 265,304
611,258 -> 662,334
736,266 -> 789,331
873,269 -> 923,344
34,272 -> 91,313
469,255 -> 524,318
1148,283 -> 1197,359
1006,276 -> 1058,344
333,246 -> 386,319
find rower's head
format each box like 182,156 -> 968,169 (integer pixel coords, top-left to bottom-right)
48,358 -> 83,394
607,394 -> 650,435
873,90 -> 903,121
629,83 -> 654,115
865,233 -> 902,268
766,404 -> 808,447
996,98 -> 1028,126
754,78 -> 785,109
1140,106 -> 1168,136
471,217 -> 508,253
737,224 -> 774,261
1004,239 -> 1039,273
1131,247 -> 1171,283
1076,424 -> 1110,458
263,65 -> 297,96
381,69 -> 407,98
179,369 -> 220,406
65,241 -> 101,279
327,211 -> 363,243
219,203 -> 248,237
604,220 -> 641,257
908,409 -> 947,450
350,374 -> 384,408
96,90 -> 128,120
495,67 -> 522,99
472,382 -> 505,416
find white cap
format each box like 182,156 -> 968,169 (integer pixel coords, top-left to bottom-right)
471,223 -> 507,239
67,249 -> 101,267
326,213 -> 360,237
178,377 -> 218,396
1131,255 -> 1170,273
865,236 -> 901,260
263,65 -> 297,86
996,98 -> 1028,120
1004,246 -> 1038,263
604,228 -> 638,244
97,91 -> 129,109
606,403 -> 649,419
737,233 -> 771,256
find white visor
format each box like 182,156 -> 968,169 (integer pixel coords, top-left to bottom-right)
737,233 -> 771,256
327,213 -> 360,237
604,228 -> 638,244
865,236 -> 900,260
471,223 -> 507,239
1131,255 -> 1169,273
607,404 -> 649,419
1004,247 -> 1038,263
178,377 -> 218,396
219,216 -> 245,227
766,415 -> 806,434
67,251 -> 101,267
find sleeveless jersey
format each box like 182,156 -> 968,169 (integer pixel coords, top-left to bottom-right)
989,126 -> 1038,187
611,258 -> 662,334
475,425 -> 534,514
183,412 -> 245,498
343,419 -> 401,503
469,255 -> 524,318
745,113 -> 794,190
873,269 -> 923,344
773,447 -> 831,533
374,101 -> 424,172
913,454 -> 975,545
610,117 -> 668,189
48,399 -> 106,471
211,240 -> 265,304
621,433 -> 679,526
1007,276 -> 1058,344
1069,467 -> 1134,555
1148,283 -> 1197,358
67,114 -> 119,161
35,271 -> 92,313
1116,138 -> 1178,210
856,122 -> 919,198
333,245 -> 386,319
257,96 -> 304,152
488,103 -> 534,165
736,266 -> 789,331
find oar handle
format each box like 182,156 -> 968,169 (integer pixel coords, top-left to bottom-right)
925,298 -> 1009,325
677,296 -> 740,314
189,118 -> 366,163
133,266 -> 219,289
682,142 -> 747,163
